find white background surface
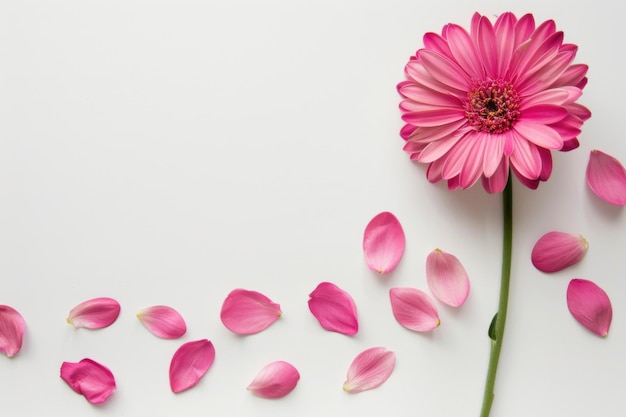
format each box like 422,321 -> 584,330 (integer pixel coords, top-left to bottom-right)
1,0 -> 625,416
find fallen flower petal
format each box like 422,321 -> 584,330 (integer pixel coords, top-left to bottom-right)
343,347 -> 395,393
67,297 -> 121,329
220,289 -> 282,335
137,305 -> 187,339
389,287 -> 440,332
363,212 -> 406,274
60,358 -> 116,404
247,361 -> 300,399
586,149 -> 626,206
531,231 -> 588,273
0,305 -> 26,357
308,282 -> 358,336
170,339 -> 215,393
567,279 -> 612,336
425,249 -> 470,307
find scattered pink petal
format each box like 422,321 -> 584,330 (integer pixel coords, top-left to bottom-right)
247,361 -> 300,398
60,358 -> 116,404
67,297 -> 121,329
308,282 -> 358,336
586,149 -> 626,206
137,305 -> 187,339
425,249 -> 470,307
343,347 -> 395,393
0,305 -> 26,357
169,339 -> 216,393
567,279 -> 612,336
220,289 -> 282,335
363,212 -> 406,274
389,287 -> 440,332
531,231 -> 589,273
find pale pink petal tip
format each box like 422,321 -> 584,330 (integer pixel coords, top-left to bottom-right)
389,287 -> 440,332
567,279 -> 612,337
247,361 -> 300,399
532,232 -> 589,273
60,358 -> 116,404
169,339 -> 216,393
308,282 -> 358,336
425,249 -> 470,307
586,150 -> 626,206
220,289 -> 282,335
363,211 -> 406,274
0,305 -> 26,357
137,305 -> 187,339
67,297 -> 121,329
343,347 -> 395,393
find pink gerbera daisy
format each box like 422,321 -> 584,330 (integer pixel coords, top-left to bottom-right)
398,12 -> 591,193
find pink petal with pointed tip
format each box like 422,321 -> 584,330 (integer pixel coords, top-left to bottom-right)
0,305 -> 26,357
389,287 -> 440,331
425,249 -> 470,307
531,231 -> 588,273
60,358 -> 116,404
169,339 -> 215,393
67,297 -> 120,329
363,212 -> 406,274
567,279 -> 612,336
308,282 -> 358,336
586,149 -> 626,206
220,289 -> 282,335
343,347 -> 396,393
137,305 -> 187,339
247,361 -> 300,398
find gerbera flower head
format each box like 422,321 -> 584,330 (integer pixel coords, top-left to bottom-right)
398,12 -> 591,193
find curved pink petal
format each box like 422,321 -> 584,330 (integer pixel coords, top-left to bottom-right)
531,232 -> 588,273
389,287 -> 440,332
247,361 -> 300,399
137,305 -> 187,339
567,279 -> 612,336
343,347 -> 395,393
60,358 -> 116,404
169,339 -> 215,393
425,249 -> 470,307
586,150 -> 626,206
363,212 -> 406,274
308,282 -> 358,336
0,305 -> 26,357
220,289 -> 282,335
67,297 -> 120,329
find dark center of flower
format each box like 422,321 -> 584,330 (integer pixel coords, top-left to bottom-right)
465,80 -> 520,134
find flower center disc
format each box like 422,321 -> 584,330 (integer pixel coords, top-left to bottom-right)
465,80 -> 520,134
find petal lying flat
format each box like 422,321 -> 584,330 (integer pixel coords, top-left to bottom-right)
308,282 -> 358,336
137,305 -> 187,339
343,347 -> 396,393
247,361 -> 300,399
363,212 -> 406,274
425,249 -> 470,307
531,232 -> 588,273
0,305 -> 26,357
60,358 -> 116,404
389,287 -> 440,331
67,297 -> 120,329
169,339 -> 216,393
220,289 -> 282,335
567,279 -> 612,336
586,150 -> 626,206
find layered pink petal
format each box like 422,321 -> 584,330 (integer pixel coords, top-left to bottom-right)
343,347 -> 395,393
567,279 -> 612,336
389,287 -> 440,332
220,289 -> 282,335
531,232 -> 588,273
60,358 -> 116,404
247,361 -> 300,398
169,339 -> 215,393
308,282 -> 358,336
363,212 -> 406,274
0,305 -> 26,357
425,249 -> 470,307
67,297 -> 120,329
586,150 -> 626,206
137,305 -> 187,339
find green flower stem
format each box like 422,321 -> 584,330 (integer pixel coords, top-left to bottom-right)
479,177 -> 513,417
